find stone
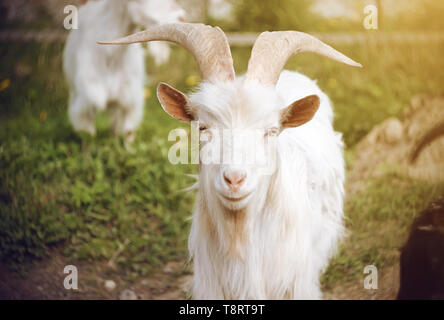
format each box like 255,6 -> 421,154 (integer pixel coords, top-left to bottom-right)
119,289 -> 138,300
104,280 -> 116,291
383,118 -> 403,144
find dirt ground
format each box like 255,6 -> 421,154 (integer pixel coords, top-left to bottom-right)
349,94 -> 444,190
324,265 -> 399,300
0,250 -> 398,300
0,249 -> 192,300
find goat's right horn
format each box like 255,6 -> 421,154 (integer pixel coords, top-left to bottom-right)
245,31 -> 362,85
98,23 -> 235,83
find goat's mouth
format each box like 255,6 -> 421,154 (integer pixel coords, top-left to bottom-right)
221,193 -> 251,202
217,191 -> 253,211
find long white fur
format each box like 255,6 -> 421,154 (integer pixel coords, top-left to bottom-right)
63,0 -> 185,141
187,70 -> 345,299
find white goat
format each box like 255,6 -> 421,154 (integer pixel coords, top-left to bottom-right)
100,23 -> 361,299
63,0 -> 185,144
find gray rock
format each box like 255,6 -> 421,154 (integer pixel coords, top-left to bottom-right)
119,289 -> 138,300
104,280 -> 116,291
383,118 -> 403,144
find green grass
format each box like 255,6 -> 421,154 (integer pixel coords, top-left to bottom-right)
322,168 -> 444,289
1,40 -> 443,287
0,98 -> 197,277
0,43 -> 198,276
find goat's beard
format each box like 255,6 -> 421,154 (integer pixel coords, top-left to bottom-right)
198,178 -> 272,259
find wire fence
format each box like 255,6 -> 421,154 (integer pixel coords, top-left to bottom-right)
1,29 -> 444,46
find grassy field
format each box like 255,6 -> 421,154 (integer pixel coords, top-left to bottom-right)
1,39 -> 444,291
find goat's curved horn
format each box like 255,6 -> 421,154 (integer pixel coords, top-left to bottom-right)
245,31 -> 362,85
98,23 -> 235,82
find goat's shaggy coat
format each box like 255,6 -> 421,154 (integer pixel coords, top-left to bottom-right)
188,72 -> 345,299
100,23 -> 361,299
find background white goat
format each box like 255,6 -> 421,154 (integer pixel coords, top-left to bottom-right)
100,23 -> 361,299
64,0 -> 185,144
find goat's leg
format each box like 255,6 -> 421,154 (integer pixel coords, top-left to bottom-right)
110,103 -> 124,137
68,95 -> 97,136
113,94 -> 144,146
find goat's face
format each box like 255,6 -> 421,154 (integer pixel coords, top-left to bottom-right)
158,81 -> 320,211
99,22 -> 360,210
127,0 -> 186,28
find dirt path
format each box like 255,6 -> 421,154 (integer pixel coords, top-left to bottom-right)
0,250 -> 191,300
324,265 -> 399,300
0,249 -> 398,300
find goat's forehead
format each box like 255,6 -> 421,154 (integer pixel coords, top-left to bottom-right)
190,82 -> 281,127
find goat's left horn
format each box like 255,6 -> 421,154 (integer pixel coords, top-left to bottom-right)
245,31 -> 362,85
98,23 -> 235,83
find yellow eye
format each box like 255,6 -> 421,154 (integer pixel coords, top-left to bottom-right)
199,125 -> 207,133
266,128 -> 279,137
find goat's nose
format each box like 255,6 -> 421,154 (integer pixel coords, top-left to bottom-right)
223,171 -> 246,192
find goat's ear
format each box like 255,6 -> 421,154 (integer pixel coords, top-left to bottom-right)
280,95 -> 320,128
157,82 -> 195,122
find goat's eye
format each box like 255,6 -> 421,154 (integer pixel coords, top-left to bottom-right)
266,127 -> 279,137
199,125 -> 207,133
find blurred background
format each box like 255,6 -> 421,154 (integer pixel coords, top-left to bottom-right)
0,0 -> 443,299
